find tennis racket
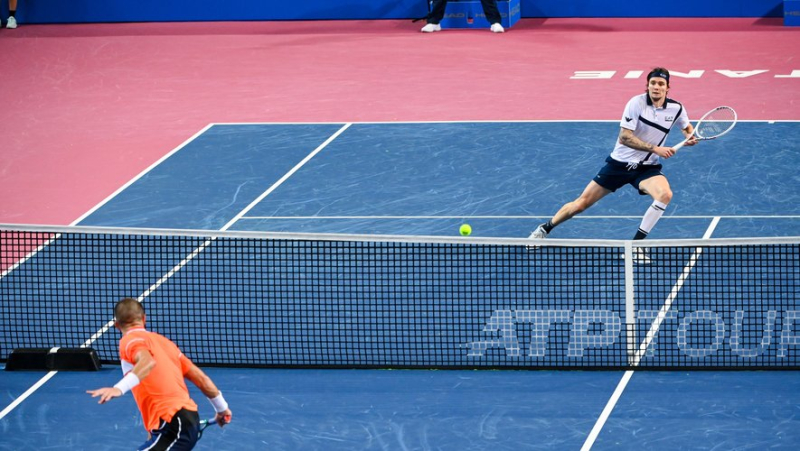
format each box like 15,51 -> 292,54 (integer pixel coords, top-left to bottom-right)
673,106 -> 737,151
198,416 -> 231,439
197,418 -> 217,439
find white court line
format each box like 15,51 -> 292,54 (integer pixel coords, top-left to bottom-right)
238,214 -> 800,220
70,124 -> 215,226
1,126 -> 217,281
0,123 -> 352,421
220,123 -> 351,230
0,371 -> 58,420
210,119 -> 800,125
0,234 -> 61,279
580,217 -> 721,451
1,126 -> 215,420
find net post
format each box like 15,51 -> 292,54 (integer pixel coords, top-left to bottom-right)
623,241 -> 637,366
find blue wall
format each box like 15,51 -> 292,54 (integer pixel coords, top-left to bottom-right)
4,0 -> 783,24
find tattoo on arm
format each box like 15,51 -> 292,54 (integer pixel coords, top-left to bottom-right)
619,129 -> 655,151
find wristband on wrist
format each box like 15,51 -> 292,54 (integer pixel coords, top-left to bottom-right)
209,392 -> 229,413
113,372 -> 140,395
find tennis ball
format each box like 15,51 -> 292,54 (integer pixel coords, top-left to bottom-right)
459,224 -> 472,236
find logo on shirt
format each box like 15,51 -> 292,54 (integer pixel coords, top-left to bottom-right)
665,115 -> 674,121
624,116 -> 632,122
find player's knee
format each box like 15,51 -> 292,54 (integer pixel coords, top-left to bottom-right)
658,190 -> 673,204
572,199 -> 591,214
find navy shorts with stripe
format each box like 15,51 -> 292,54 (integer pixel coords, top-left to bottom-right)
592,157 -> 664,195
138,408 -> 200,451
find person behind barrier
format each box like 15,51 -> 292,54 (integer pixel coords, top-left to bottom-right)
4,0 -> 18,28
421,0 -> 505,33
528,68 -> 699,263
87,298 -> 233,450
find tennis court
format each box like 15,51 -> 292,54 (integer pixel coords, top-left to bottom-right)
1,14 -> 799,451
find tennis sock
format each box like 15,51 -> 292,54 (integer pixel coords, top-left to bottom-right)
634,200 -> 668,240
541,220 -> 555,233
9,10 -> 15,17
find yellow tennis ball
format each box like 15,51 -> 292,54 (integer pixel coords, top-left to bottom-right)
459,224 -> 472,236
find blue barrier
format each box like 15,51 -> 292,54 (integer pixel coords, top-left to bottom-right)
2,0 -> 783,25
786,0 -> 800,25
439,0 -> 521,29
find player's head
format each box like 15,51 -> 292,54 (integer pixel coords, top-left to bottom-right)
647,67 -> 670,87
114,297 -> 145,329
646,67 -> 670,101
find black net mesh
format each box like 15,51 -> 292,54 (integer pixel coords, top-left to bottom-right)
1,226 -> 797,370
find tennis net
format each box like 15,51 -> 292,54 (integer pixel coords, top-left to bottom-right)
1,224 -> 798,370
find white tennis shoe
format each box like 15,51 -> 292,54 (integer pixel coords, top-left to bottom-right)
421,23 -> 441,33
529,225 -> 548,240
6,16 -> 17,29
526,225 -> 548,250
490,23 -> 504,33
622,248 -> 652,265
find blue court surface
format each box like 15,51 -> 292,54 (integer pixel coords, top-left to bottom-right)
2,121 -> 799,450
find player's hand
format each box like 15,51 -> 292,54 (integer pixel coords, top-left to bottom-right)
215,409 -> 232,427
86,387 -> 123,404
654,146 -> 675,159
684,136 -> 699,147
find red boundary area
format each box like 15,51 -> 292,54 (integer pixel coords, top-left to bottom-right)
0,18 -> 797,224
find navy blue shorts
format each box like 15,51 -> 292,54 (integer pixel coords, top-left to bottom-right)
138,408 -> 200,451
592,157 -> 664,195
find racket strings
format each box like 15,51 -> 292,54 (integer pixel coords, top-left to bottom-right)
696,108 -> 736,139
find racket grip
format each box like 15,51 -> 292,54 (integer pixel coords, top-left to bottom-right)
672,138 -> 689,151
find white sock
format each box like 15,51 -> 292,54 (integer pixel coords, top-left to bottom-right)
637,200 -> 668,237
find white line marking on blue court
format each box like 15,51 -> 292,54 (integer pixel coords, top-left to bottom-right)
71,124 -> 215,226
0,123 -> 354,421
0,125 -> 215,419
223,123 -> 352,229
211,119 -> 800,125
239,214 -> 800,220
581,216 -> 721,450
0,371 -> 58,421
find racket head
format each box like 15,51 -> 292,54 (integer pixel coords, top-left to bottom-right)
694,106 -> 737,140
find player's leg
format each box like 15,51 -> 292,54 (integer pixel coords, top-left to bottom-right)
530,180 -> 611,239
634,174 -> 672,240
552,180 -> 612,226
626,173 -> 672,264
479,0 -> 504,32
422,0 -> 447,32
6,0 -> 18,29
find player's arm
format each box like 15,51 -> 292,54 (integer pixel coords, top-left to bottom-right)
618,128 -> 675,159
183,357 -> 233,427
681,124 -> 698,146
86,349 -> 155,404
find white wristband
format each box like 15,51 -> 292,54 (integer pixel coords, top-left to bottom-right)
113,372 -> 140,395
209,392 -> 229,413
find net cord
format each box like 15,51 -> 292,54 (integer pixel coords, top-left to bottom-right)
0,223 -> 796,249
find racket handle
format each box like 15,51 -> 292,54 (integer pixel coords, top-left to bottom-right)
672,137 -> 689,151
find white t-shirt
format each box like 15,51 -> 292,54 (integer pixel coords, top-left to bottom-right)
609,93 -> 690,166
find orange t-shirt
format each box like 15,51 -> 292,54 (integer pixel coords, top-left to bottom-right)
119,328 -> 198,432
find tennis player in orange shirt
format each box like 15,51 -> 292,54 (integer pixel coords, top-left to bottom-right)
88,298 -> 232,450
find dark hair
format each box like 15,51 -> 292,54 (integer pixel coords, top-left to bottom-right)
115,297 -> 145,326
647,67 -> 670,86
